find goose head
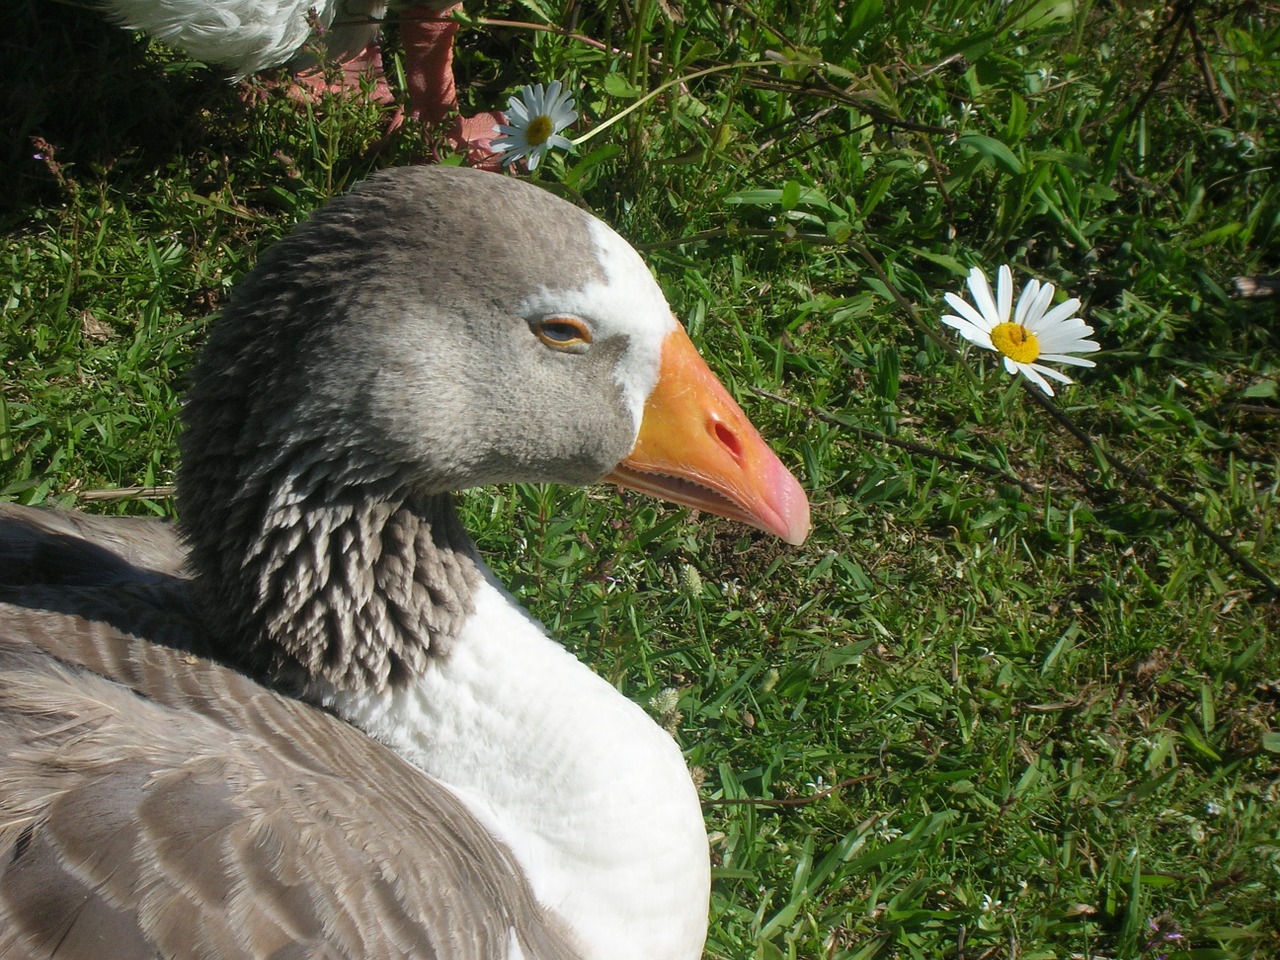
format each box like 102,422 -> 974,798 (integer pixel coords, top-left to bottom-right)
178,165 -> 808,689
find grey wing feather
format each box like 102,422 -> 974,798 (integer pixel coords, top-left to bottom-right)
0,502 -> 189,586
0,503 -> 207,659
0,505 -> 585,960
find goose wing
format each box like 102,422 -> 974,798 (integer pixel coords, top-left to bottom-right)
0,502 -> 188,588
0,510 -> 583,960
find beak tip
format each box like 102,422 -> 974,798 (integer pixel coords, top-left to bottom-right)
782,521 -> 810,547
755,455 -> 810,546
774,473 -> 811,546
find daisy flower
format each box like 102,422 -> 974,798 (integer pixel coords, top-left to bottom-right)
941,264 -> 1100,396
492,80 -> 577,171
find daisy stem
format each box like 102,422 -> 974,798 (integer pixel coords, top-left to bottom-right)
1021,384 -> 1280,600
569,62 -> 759,148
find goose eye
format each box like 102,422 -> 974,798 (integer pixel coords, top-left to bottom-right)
530,317 -> 592,350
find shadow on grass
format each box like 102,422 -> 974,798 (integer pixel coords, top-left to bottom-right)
1,0 -> 248,216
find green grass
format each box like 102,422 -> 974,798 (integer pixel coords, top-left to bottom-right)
5,0 -> 1280,956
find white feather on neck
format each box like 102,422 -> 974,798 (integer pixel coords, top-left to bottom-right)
313,563 -> 710,960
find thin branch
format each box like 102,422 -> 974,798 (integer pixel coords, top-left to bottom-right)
743,73 -> 956,136
75,485 -> 175,503
472,15 -> 664,67
1021,384 -> 1280,600
633,225 -> 838,251
749,387 -> 1041,496
569,61 -> 757,147
1116,1 -> 1190,130
1187,9 -> 1231,122
844,239 -> 979,393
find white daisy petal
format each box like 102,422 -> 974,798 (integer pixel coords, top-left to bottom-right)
967,267 -> 1001,327
1032,333 -> 1080,354
1039,354 -> 1096,367
943,292 -> 994,332
1035,297 -> 1083,328
1013,278 -> 1041,326
493,78 -> 579,170
1036,334 -> 1095,355
996,264 -> 1013,325
941,314 -> 995,349
1016,363 -> 1056,396
1030,363 -> 1074,384
1039,315 -> 1093,335
1026,281 -> 1056,328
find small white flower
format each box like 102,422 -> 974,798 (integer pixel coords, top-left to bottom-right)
647,687 -> 681,716
941,264 -> 1101,396
647,687 -> 683,735
1032,67 -> 1059,90
1228,134 -> 1258,159
980,893 -> 1003,912
492,80 -> 577,171
678,563 -> 703,597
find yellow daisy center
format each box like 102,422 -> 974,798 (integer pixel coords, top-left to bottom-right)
990,322 -> 1040,363
526,114 -> 554,147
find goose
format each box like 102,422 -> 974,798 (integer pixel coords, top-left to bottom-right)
96,0 -> 504,160
0,165 -> 810,960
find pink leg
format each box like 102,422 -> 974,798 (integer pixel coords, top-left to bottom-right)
399,2 -> 505,167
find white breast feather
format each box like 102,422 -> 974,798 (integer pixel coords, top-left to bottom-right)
100,0 -> 385,75
317,569 -> 710,960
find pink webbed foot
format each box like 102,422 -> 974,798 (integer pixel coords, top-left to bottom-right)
449,109 -> 507,168
291,41 -> 397,107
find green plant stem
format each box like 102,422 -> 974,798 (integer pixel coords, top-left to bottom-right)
845,239 -> 984,392
633,225 -> 837,251
1115,0 -> 1191,132
472,16 -> 648,63
76,485 -> 175,503
569,61 -> 759,147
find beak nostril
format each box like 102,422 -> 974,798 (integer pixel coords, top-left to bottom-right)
712,420 -> 744,463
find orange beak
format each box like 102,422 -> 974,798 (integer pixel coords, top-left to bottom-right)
604,324 -> 810,545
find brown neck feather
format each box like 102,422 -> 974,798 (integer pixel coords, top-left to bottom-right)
188,472 -> 480,694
